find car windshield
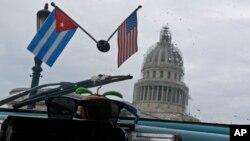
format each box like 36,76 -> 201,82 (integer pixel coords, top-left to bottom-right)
0,0 -> 249,125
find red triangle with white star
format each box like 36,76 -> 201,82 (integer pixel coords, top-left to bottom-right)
55,9 -> 78,32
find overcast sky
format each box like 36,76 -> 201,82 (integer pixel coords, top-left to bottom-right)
1,0 -> 250,124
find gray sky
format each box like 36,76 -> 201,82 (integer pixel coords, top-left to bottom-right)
1,0 -> 250,124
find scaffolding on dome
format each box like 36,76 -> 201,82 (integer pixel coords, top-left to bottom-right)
141,25 -> 185,76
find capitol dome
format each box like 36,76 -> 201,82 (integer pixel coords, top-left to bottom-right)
143,26 -> 184,73
133,26 -> 194,121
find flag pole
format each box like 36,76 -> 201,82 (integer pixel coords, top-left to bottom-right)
51,2 -> 98,43
106,5 -> 142,42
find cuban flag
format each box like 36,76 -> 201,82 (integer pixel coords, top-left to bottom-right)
27,8 -> 78,67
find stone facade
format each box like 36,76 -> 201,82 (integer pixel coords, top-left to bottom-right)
133,26 -> 198,121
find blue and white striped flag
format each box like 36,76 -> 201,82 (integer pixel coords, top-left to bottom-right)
27,8 -> 78,67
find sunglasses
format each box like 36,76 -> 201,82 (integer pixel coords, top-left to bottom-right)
45,96 -> 139,125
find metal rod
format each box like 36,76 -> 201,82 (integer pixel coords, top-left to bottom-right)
106,5 -> 142,42
51,2 -> 98,43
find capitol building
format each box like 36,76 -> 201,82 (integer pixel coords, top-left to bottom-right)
133,26 -> 198,122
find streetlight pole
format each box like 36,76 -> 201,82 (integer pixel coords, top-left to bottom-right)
27,4 -> 50,109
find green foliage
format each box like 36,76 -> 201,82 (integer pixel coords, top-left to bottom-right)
75,87 -> 93,95
102,91 -> 123,99
75,87 -> 123,99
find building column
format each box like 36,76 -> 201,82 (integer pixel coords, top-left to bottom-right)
161,86 -> 164,102
136,86 -> 139,103
168,87 -> 172,102
179,89 -> 182,104
147,86 -> 150,101
156,85 -> 159,101
174,87 -> 177,103
140,86 -> 143,101
163,86 -> 167,102
143,86 -> 146,101
153,86 -> 156,101
166,86 -> 169,102
148,86 -> 153,101
182,93 -> 185,107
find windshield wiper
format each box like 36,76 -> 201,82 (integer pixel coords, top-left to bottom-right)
0,82 -> 62,106
10,75 -> 132,109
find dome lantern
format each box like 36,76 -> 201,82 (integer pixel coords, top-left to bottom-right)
160,25 -> 171,45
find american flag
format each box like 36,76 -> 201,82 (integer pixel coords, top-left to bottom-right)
117,12 -> 138,67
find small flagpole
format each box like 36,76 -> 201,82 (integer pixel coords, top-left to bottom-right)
51,2 -> 98,43
106,5 -> 142,42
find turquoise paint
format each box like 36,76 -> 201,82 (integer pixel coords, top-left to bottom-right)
0,112 -> 47,120
135,125 -> 229,141
138,120 -> 229,135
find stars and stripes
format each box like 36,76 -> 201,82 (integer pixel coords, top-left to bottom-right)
27,8 -> 78,67
117,12 -> 138,67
